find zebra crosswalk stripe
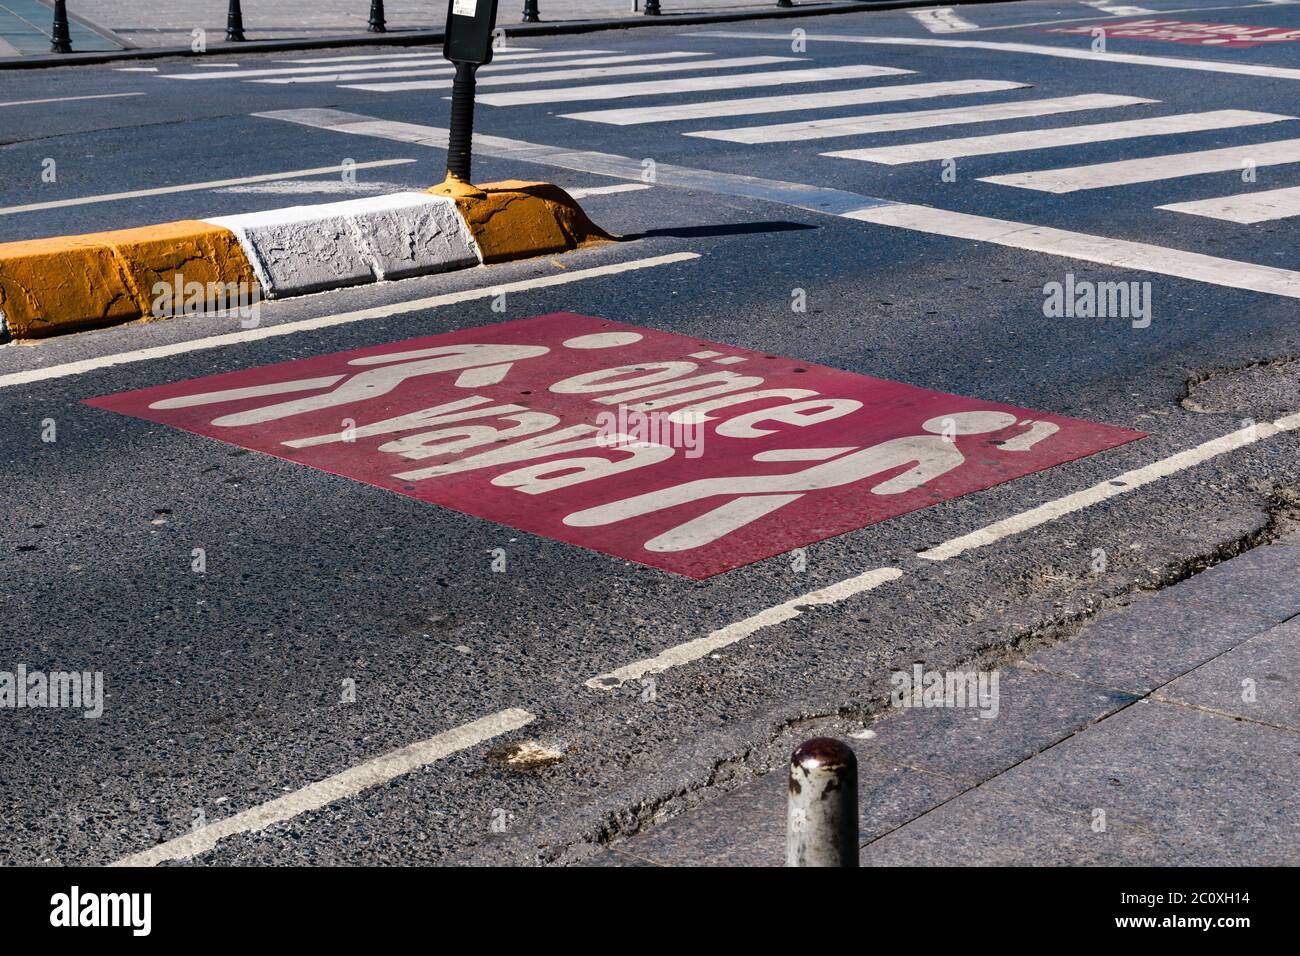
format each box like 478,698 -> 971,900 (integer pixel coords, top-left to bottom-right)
254,51 -> 713,85
471,64 -> 919,107
345,56 -> 801,94
560,78 -> 1018,126
1158,184 -> 1300,224
982,137 -> 1300,192
823,110 -> 1296,164
687,93 -> 1155,144
171,48 -> 610,80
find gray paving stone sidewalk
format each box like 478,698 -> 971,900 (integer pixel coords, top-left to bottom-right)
594,537 -> 1300,866
11,0 -> 806,52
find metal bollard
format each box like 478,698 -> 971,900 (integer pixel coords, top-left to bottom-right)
644,0 -> 661,15
368,0 -> 387,32
786,737 -> 858,867
522,0 -> 539,23
50,0 -> 73,53
226,0 -> 247,42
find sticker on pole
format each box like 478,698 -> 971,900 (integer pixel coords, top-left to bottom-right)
85,314 -> 1144,578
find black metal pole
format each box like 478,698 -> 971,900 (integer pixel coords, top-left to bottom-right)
644,0 -> 661,15
368,0 -> 387,32
446,61 -> 478,181
522,0 -> 539,23
50,0 -> 73,53
226,0 -> 246,42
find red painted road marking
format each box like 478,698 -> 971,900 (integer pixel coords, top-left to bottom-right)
1045,20 -> 1300,47
85,313 -> 1144,578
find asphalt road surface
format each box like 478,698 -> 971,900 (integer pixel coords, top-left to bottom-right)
2,0 -> 1299,865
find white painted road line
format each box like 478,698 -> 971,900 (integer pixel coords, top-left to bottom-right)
585,568 -> 904,690
0,159 -> 417,217
921,411 -> 1300,561
473,64 -> 918,107
173,49 -> 594,80
565,183 -> 653,198
0,253 -> 700,390
843,203 -> 1300,298
911,7 -> 980,32
110,708 -> 535,866
824,110 -> 1294,164
1080,0 -> 1155,14
350,56 -> 803,94
588,408 -> 1300,687
691,31 -> 1300,81
688,93 -> 1156,144
254,51 -> 711,85
0,92 -> 145,108
1158,183 -> 1300,223
273,48 -> 542,63
561,79 -> 1020,126
982,137 -> 1300,192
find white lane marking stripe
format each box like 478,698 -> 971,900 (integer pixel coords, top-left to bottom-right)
253,51 -> 712,85
0,254 -> 700,390
687,93 -> 1155,144
922,412 -> 1300,561
690,31 -> 1300,80
471,64 -> 916,106
911,7 -> 980,32
982,137 -> 1300,192
844,203 -> 1300,297
1080,0 -> 1155,13
0,159 -> 417,217
0,92 -> 145,108
824,110 -> 1295,164
348,55 -> 803,93
1158,183 -> 1300,222
566,183 -> 653,198
110,708 -> 535,866
562,79 -> 1021,126
586,568 -> 903,690
173,48 -> 607,79
273,47 -> 544,63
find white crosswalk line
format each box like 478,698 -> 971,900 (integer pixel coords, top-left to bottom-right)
911,7 -> 979,32
471,63 -> 919,106
1079,0 -> 1155,14
172,49 -> 610,80
844,204 -> 1300,298
688,93 -> 1154,144
824,110 -> 1295,164
982,138 -> 1300,192
346,55 -> 801,93
1158,184 -> 1300,223
561,78 -> 1021,126
273,49 -> 543,63
254,51 -> 712,85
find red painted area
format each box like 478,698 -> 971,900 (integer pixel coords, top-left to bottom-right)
1045,19 -> 1300,47
85,314 -> 1144,578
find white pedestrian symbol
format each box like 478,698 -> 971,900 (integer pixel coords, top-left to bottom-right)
564,411 -> 1060,553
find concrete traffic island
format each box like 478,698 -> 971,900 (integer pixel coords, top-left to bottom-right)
0,183 -> 610,341
430,177 -> 613,264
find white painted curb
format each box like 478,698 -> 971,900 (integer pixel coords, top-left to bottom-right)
205,192 -> 480,298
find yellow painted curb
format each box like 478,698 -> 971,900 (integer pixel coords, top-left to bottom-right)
429,177 -> 612,265
0,221 -> 257,340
